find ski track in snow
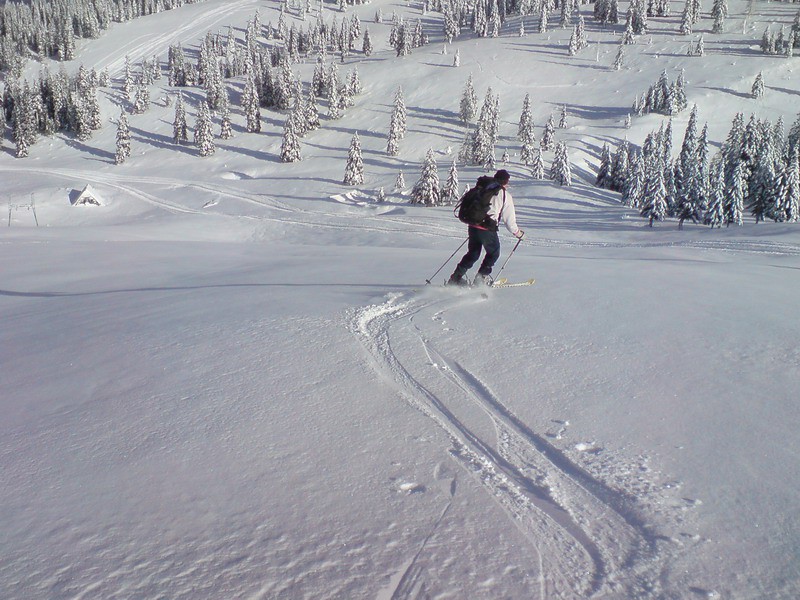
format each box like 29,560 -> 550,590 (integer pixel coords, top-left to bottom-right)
5,165 -> 800,259
98,0 -> 260,76
352,290 -> 693,599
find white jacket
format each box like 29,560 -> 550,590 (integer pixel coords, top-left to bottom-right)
487,187 -> 520,236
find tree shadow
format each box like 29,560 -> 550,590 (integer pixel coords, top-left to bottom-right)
63,136 -> 116,163
129,125 -> 197,156
697,85 -> 752,99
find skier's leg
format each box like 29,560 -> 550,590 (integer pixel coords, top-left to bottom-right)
451,228 -> 482,280
477,231 -> 501,276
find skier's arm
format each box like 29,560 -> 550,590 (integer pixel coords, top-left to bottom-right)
501,191 -> 522,237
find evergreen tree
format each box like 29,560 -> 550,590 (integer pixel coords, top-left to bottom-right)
393,87 -> 407,138
11,88 -> 34,158
613,43 -> 625,70
363,27 -> 374,56
541,114 -> 556,151
411,149 -> 441,205
395,171 -> 406,190
280,112 -> 302,163
387,109 -> 402,156
711,0 -> 727,33
517,94 -> 533,143
748,134 -> 777,222
343,132 -> 365,184
538,2 -> 549,34
679,0 -> 693,35
132,81 -> 150,114
550,141 -> 573,186
559,104 -> 568,128
752,72 -> 765,99
471,88 -> 496,165
727,160 -> 746,225
705,156 -> 727,227
86,84 -> 102,131
460,75 -> 478,124
641,162 -> 668,226
305,89 -> 321,131
173,93 -> 188,144
115,111 -> 131,165
442,160 -> 460,204
677,105 -> 699,196
242,73 -> 261,133
623,151 -> 646,207
610,140 -> 630,192
628,0 -> 648,35
194,101 -> 215,157
123,55 -> 135,100
531,147 -> 546,179
569,26 -> 580,56
70,93 -> 91,141
595,0 -> 612,23
774,147 -> 800,221
596,143 -> 612,188
219,105 -> 233,140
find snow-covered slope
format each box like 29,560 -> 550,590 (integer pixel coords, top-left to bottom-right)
2,0 -> 799,598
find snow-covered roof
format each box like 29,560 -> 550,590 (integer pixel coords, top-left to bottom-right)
73,184 -> 103,206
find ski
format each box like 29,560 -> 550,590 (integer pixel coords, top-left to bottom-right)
491,277 -> 535,288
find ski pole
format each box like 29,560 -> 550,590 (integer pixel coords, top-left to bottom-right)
425,239 -> 467,284
493,233 -> 524,282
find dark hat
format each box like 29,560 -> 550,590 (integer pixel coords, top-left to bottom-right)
494,169 -> 510,184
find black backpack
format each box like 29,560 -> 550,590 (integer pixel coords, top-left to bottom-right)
455,176 -> 503,229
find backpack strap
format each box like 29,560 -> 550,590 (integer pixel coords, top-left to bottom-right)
497,188 -> 506,225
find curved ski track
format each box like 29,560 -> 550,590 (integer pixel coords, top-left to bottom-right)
352,292 -> 681,599
7,165 -> 800,258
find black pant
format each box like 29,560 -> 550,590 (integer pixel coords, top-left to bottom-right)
454,227 -> 501,277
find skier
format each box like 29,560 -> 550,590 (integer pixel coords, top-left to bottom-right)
448,169 -> 524,286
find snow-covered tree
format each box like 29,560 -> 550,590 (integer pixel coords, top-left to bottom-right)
705,156 -> 727,227
774,147 -> 800,221
173,93 -> 188,144
559,105 -> 569,128
752,72 -> 765,99
596,143 -> 613,188
132,81 -> 150,114
531,147 -> 546,179
442,160 -> 460,205
541,114 -> 556,151
640,162 -> 668,226
219,105 -> 233,140
392,86 -> 407,138
280,112 -> 302,163
115,111 -> 131,165
343,132 -> 365,185
623,151 -> 646,207
395,171 -> 406,190
194,101 -> 215,157
460,75 -> 478,124
550,141 -> 572,186
410,149 -> 441,205
538,2 -> 549,34
242,73 -> 261,133
711,0 -> 727,33
362,27 -> 374,56
727,159 -> 746,226
613,43 -> 625,70
471,88 -> 497,165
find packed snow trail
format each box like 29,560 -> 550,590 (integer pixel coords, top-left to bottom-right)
352,289 -> 685,598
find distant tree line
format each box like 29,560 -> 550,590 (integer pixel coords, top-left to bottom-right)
597,108 -> 800,227
0,0 -> 208,75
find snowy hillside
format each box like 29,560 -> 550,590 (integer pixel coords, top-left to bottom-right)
1,0 -> 800,598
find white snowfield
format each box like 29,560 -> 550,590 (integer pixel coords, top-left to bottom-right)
1,0 -> 799,598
